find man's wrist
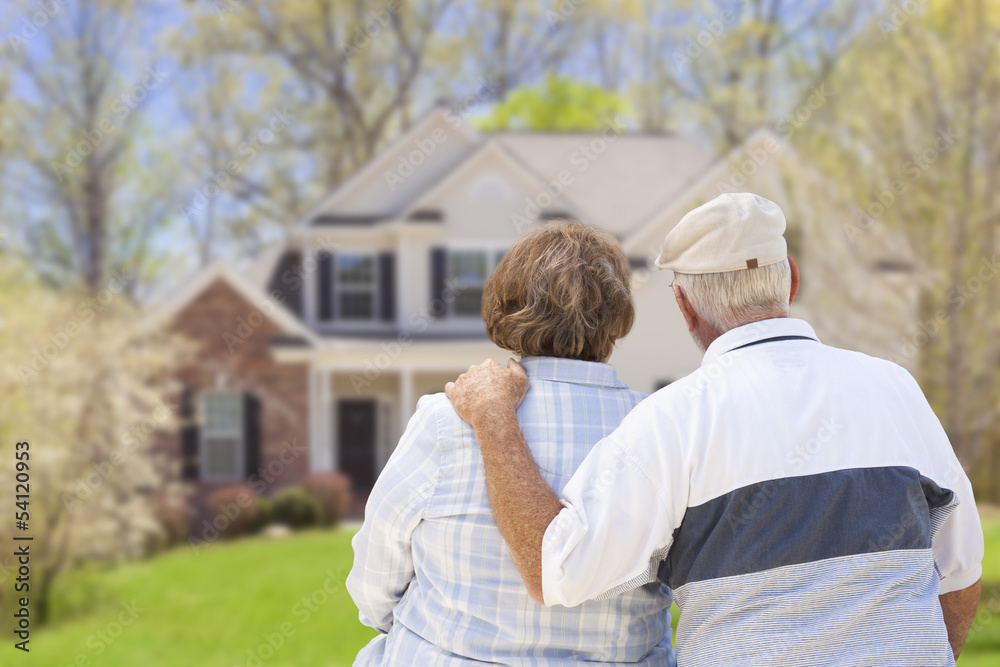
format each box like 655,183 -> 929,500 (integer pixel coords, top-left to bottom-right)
471,405 -> 518,440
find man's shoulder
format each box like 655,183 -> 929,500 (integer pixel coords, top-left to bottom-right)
816,343 -> 920,387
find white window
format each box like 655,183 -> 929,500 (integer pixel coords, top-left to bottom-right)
200,391 -> 243,480
335,254 -> 376,320
449,249 -> 507,317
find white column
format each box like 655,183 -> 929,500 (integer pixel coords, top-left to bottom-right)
308,365 -> 321,472
400,367 -> 414,434
302,243 -> 316,327
323,367 -> 335,471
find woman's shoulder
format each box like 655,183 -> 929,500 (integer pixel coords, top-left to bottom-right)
413,392 -> 476,445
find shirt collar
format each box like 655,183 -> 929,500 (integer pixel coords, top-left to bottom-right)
700,318 -> 820,368
520,356 -> 629,388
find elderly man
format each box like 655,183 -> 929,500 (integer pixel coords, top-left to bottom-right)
445,193 -> 984,666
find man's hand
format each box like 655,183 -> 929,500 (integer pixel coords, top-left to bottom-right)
446,358 -> 559,604
446,358 -> 530,429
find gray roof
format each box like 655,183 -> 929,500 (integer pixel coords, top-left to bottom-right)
494,133 -> 715,236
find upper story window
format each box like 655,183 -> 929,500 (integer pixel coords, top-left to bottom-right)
447,249 -> 507,317
200,391 -> 244,481
336,254 -> 376,320
316,250 -> 396,325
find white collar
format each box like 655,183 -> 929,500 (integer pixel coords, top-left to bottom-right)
700,318 -> 820,368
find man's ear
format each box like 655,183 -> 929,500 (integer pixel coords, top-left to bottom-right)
673,284 -> 698,333
788,256 -> 800,305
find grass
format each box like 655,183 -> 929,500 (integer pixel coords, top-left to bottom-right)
28,516 -> 1000,666
33,530 -> 377,667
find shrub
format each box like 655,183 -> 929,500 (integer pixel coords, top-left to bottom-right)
205,484 -> 260,539
251,496 -> 273,533
302,472 -> 350,527
147,492 -> 191,554
269,486 -> 321,530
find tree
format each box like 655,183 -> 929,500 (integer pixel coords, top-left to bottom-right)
796,0 -> 1000,495
166,0 -> 458,263
1,0 -> 181,295
0,256 -> 190,626
443,0 -> 609,100
475,74 -> 630,131
627,0 -> 871,148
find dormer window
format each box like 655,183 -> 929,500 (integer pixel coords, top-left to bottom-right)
316,250 -> 396,325
336,254 -> 376,320
451,251 -> 489,316
430,247 -> 507,319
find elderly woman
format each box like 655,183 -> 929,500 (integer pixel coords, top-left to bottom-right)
347,222 -> 675,666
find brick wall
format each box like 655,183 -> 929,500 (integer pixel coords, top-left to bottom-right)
158,278 -> 310,510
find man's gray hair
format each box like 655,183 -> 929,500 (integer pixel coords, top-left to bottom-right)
673,259 -> 791,334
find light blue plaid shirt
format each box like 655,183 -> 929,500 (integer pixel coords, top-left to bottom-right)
347,357 -> 676,666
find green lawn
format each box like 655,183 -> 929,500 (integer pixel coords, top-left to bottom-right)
34,530 -> 377,667
29,516 -> 1000,666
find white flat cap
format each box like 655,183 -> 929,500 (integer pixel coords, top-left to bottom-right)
655,193 -> 787,274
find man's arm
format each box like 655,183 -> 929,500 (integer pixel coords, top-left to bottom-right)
446,359 -> 561,603
447,359 -> 680,608
939,579 -> 981,660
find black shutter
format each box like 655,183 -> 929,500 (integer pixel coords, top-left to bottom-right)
267,250 -> 303,318
318,252 -> 334,321
430,247 -> 447,318
378,252 -> 396,322
243,392 -> 261,479
180,388 -> 199,481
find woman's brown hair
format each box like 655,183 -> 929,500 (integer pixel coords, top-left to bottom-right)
482,221 -> 634,362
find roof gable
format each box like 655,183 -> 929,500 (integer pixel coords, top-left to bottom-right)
147,263 -> 320,346
495,133 -> 715,236
622,129 -> 792,254
295,109 -> 480,226
400,139 -> 584,226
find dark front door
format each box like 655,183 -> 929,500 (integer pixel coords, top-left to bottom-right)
337,399 -> 378,493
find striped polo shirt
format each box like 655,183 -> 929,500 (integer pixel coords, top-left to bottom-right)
541,318 -> 984,666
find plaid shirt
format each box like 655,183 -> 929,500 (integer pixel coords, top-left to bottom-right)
347,356 -> 676,666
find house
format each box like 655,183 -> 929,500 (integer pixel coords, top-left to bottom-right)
152,108 -> 918,513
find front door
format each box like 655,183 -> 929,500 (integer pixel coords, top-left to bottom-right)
337,399 -> 378,493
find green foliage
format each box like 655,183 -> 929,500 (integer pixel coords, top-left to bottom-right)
303,472 -> 351,527
476,74 -> 629,131
269,487 -> 322,530
793,0 -> 1000,494
0,255 -> 191,624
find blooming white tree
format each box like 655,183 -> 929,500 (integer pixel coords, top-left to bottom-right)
0,257 -> 191,625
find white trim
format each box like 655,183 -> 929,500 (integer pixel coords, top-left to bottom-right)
292,109 -> 481,229
322,369 -> 334,472
272,340 -> 505,365
303,249 -> 317,328
400,140 -> 579,221
146,262 -> 321,347
377,395 -> 397,471
198,390 -> 245,482
399,367 -> 414,437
